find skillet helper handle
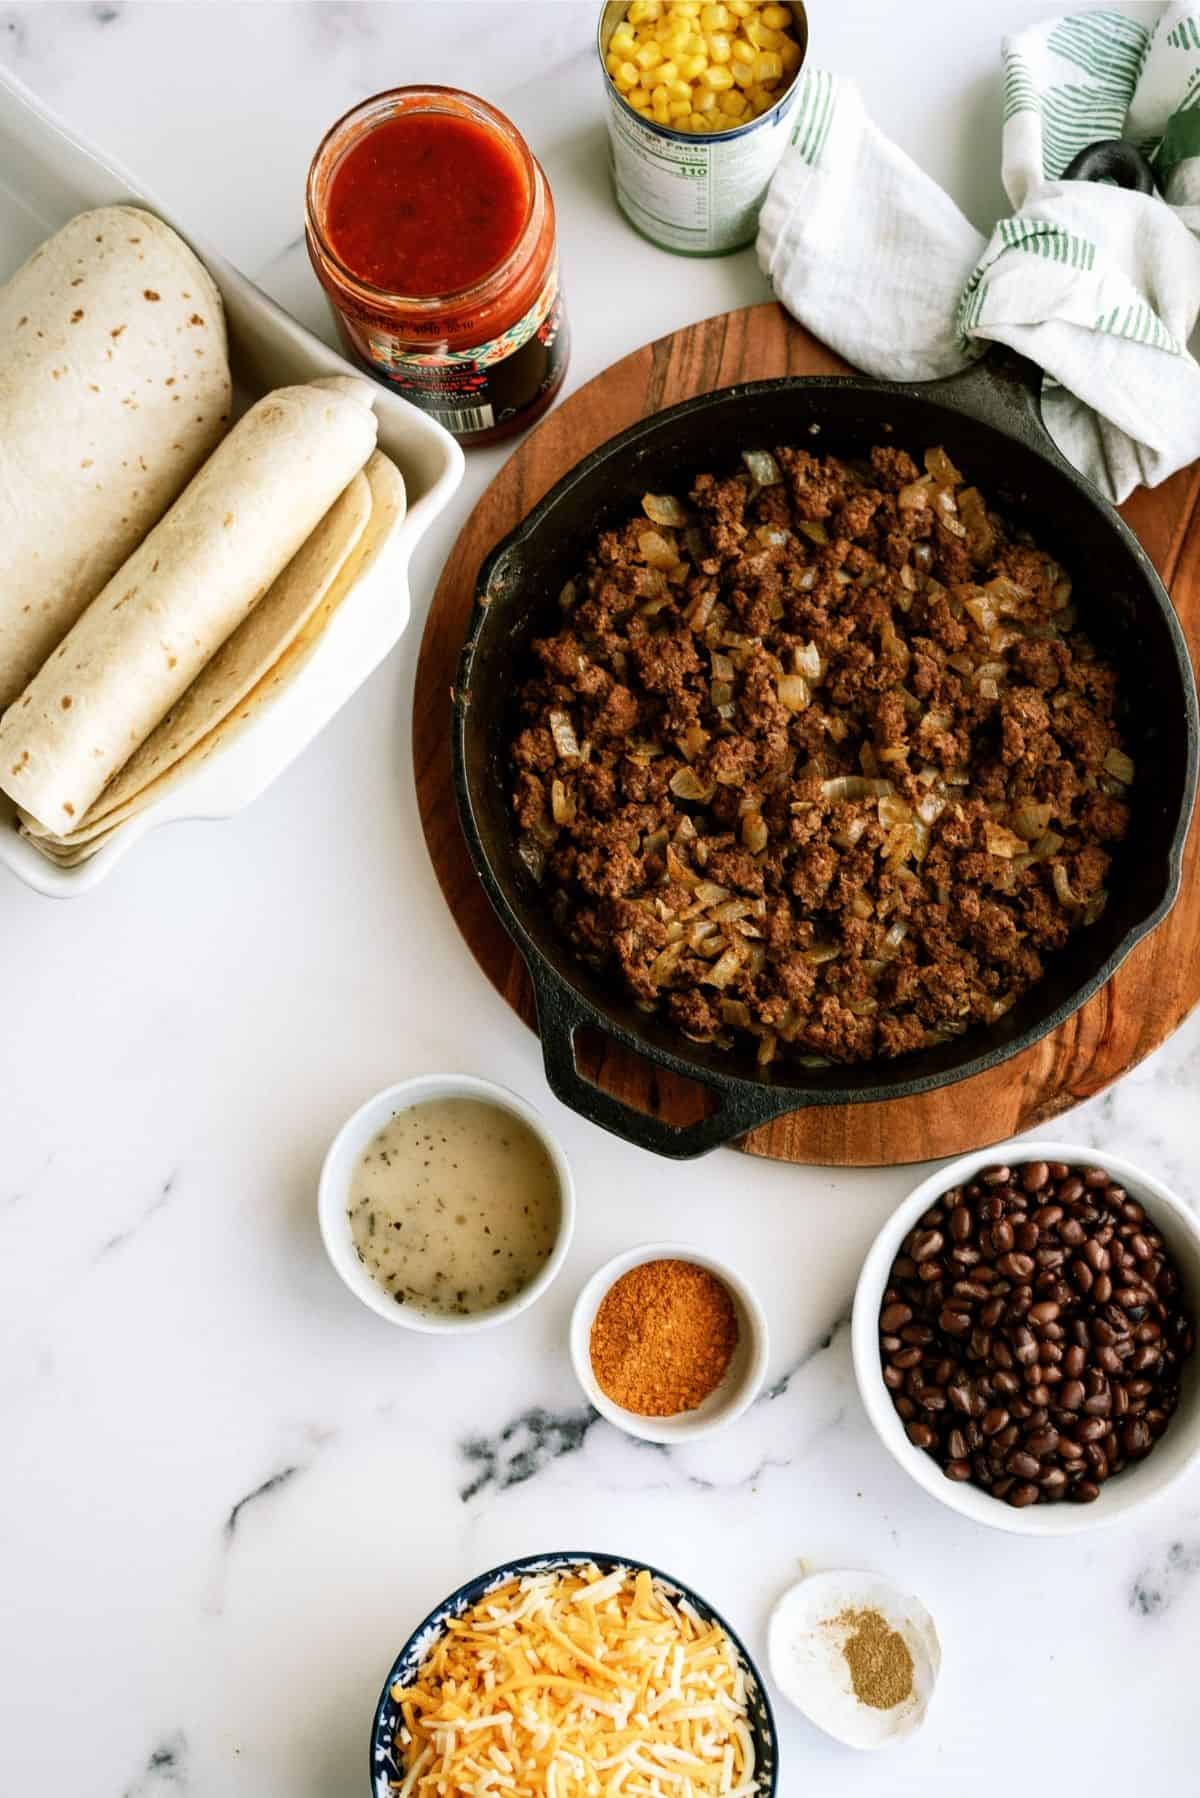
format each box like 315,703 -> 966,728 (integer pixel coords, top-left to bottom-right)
1061,139 -> 1158,193
915,136 -> 1160,457
527,961 -> 792,1159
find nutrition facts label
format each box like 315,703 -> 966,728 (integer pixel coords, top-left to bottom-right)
605,88 -> 800,255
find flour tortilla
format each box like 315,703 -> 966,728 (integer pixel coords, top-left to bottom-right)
20,451 -> 405,862
37,469 -> 375,842
0,205 -> 232,707
0,377 -> 378,832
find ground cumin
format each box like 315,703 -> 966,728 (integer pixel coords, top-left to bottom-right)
831,1606 -> 914,1711
590,1258 -> 739,1416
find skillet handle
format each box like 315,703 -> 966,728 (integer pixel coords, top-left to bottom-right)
527,960 -> 797,1159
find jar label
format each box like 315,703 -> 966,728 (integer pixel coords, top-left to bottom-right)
356,261 -> 567,438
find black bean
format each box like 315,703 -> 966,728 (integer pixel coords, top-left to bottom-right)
879,1159 -> 1193,1511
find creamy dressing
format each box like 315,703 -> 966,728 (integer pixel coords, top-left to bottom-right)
347,1097 -> 560,1317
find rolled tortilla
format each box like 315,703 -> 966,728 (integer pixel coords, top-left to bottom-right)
0,378 -> 378,832
0,205 -> 232,707
20,452 -> 406,862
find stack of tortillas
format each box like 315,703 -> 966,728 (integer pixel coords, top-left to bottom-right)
0,206 -> 405,867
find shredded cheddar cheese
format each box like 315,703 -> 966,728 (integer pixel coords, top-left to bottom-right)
388,1564 -> 759,1797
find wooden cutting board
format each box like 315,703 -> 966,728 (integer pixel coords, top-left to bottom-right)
413,303 -> 1200,1165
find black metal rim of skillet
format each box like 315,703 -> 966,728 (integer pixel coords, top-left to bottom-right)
451,366 -> 1200,1158
369,1547 -> 780,1795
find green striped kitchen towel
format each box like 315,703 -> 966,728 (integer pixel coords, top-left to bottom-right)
758,4 -> 1200,502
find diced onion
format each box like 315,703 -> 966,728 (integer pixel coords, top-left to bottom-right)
1103,747 -> 1135,784
642,492 -> 689,528
550,778 -> 575,826
548,709 -> 579,760
741,812 -> 769,854
1011,800 -> 1054,841
1052,861 -> 1078,907
777,673 -> 811,712
985,820 -> 1027,858
742,449 -> 783,487
925,445 -> 963,485
798,520 -> 828,545
638,529 -> 678,571
558,579 -> 577,610
669,767 -> 716,803
703,945 -> 746,989
822,776 -> 893,801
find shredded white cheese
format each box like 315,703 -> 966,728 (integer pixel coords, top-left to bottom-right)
388,1565 -> 756,1797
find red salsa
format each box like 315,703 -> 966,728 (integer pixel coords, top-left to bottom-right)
326,113 -> 528,296
306,88 -> 569,446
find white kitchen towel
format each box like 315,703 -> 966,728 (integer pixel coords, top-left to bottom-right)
757,5 -> 1200,503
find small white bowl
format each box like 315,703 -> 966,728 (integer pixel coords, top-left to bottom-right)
318,1075 -> 575,1334
570,1242 -> 769,1442
767,1569 -> 941,1749
852,1139 -> 1200,1535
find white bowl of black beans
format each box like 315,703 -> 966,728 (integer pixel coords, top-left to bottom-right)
852,1142 -> 1200,1534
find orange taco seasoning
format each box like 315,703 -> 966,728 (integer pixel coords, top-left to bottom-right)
306,86 -> 569,445
590,1257 -> 739,1415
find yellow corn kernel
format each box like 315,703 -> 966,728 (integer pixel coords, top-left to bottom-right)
651,81 -> 669,102
635,41 -> 663,68
611,22 -> 636,52
731,35 -> 755,63
667,97 -> 692,117
667,76 -> 692,100
717,87 -> 748,116
745,18 -> 780,49
755,50 -> 783,82
731,57 -> 756,86
657,58 -> 679,81
728,0 -> 752,13
761,1 -> 791,25
701,61 -> 734,88
628,84 -> 651,106
680,51 -> 708,79
706,30 -> 732,61
780,36 -> 802,70
747,84 -> 774,114
615,60 -> 639,90
627,0 -> 661,22
700,1 -> 729,27
652,100 -> 671,123
672,1 -> 701,16
692,83 -> 717,111
687,111 -> 712,131
606,51 -> 622,75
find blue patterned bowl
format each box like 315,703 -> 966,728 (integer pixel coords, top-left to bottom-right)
370,1549 -> 779,1795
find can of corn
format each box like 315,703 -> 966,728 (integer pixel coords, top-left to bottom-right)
597,1 -> 808,257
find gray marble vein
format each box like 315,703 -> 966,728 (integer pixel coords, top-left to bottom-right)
94,1170 -> 179,1261
224,1464 -> 302,1544
1130,1538 -> 1200,1618
459,1406 -> 599,1501
122,1731 -> 187,1795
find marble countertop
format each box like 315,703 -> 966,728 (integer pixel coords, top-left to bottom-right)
2,4 -> 1198,1794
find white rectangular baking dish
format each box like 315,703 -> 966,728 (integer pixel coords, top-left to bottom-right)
0,67 -> 465,897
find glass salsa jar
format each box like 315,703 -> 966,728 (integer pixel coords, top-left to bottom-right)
306,87 -> 569,446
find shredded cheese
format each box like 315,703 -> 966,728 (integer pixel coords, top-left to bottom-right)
388,1565 -> 757,1797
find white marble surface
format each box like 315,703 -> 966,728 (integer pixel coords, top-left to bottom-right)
2,4 -> 1199,1794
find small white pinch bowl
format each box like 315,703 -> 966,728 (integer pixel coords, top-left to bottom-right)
318,1074 -> 575,1335
570,1241 -> 769,1443
767,1569 -> 940,1749
852,1140 -> 1200,1535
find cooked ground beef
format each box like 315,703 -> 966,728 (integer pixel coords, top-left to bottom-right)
507,444 -> 1133,1066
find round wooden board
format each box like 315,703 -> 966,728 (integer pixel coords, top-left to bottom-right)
414,303 -> 1200,1165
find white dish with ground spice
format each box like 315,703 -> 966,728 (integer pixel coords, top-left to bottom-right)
767,1568 -> 940,1749
569,1242 -> 769,1443
319,1075 -> 574,1334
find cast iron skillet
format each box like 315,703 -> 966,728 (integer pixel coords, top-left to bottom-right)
452,143 -> 1199,1158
